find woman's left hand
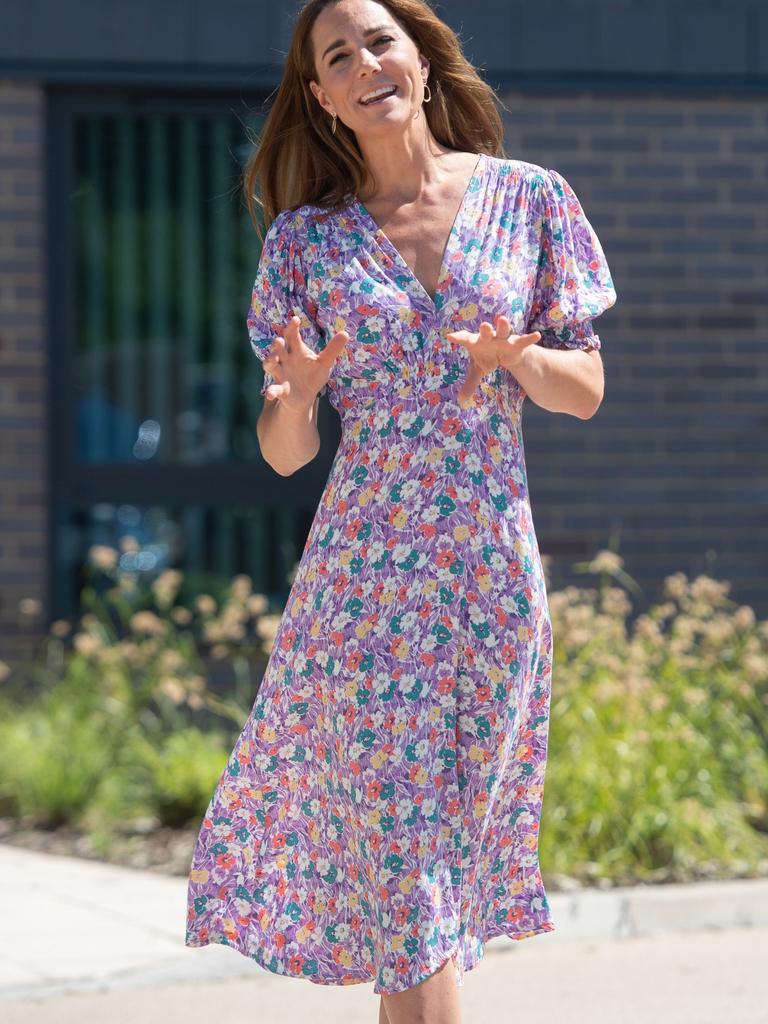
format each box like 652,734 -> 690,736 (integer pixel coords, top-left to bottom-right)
447,315 -> 541,409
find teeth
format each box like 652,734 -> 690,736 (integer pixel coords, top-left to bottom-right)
361,86 -> 394,103
360,86 -> 396,104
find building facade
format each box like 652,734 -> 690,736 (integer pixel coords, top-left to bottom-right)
1,1 -> 766,662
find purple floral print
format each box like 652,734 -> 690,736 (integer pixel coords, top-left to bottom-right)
184,154 -> 617,995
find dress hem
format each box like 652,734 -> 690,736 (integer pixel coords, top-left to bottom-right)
184,916 -> 556,996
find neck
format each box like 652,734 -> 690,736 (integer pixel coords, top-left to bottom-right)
355,133 -> 459,206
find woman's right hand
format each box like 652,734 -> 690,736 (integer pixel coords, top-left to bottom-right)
262,316 -> 349,414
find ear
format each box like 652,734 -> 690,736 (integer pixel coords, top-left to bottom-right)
419,55 -> 430,79
308,81 -> 332,116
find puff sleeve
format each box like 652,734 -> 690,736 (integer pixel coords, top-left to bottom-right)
246,209 -> 326,399
525,168 -> 617,351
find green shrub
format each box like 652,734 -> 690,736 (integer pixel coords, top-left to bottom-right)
0,555 -> 275,834
119,726 -> 231,828
540,555 -> 768,884
0,695 -> 122,828
2,546 -> 767,886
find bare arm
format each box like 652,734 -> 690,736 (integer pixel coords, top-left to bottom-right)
514,344 -> 605,419
447,317 -> 605,419
256,393 -> 321,477
252,316 -> 349,476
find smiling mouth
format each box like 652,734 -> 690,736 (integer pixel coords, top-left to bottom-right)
359,86 -> 398,106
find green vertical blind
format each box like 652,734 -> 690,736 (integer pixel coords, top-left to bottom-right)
64,502 -> 306,603
60,108 -> 311,608
73,111 -> 266,464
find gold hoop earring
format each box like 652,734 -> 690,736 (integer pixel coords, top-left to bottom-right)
331,112 -> 337,134
423,82 -> 432,103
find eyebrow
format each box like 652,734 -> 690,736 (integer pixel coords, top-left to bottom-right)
321,25 -> 394,62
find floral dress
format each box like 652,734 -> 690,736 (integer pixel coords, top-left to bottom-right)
184,153 -> 617,995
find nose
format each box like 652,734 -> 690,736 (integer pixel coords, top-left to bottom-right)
357,49 -> 382,74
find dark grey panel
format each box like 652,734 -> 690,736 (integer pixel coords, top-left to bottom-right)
437,1 -> 518,74
759,5 -> 768,75
3,0 -> 193,61
511,3 -> 605,74
192,0 -> 280,66
600,7 -> 669,74
673,8 -> 750,75
0,0 -> 764,81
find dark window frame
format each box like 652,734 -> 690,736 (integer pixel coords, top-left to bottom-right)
46,86 -> 340,620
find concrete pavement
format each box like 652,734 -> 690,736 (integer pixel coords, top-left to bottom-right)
2,843 -> 767,1021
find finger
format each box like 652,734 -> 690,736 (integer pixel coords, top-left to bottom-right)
494,314 -> 511,336
282,314 -> 304,352
498,332 -> 541,370
456,360 -> 484,408
520,331 -> 542,343
500,331 -> 541,350
445,330 -> 473,347
447,323 -> 495,346
268,336 -> 287,360
493,316 -> 539,344
305,330 -> 349,394
285,313 -> 317,354
263,380 -> 288,402
263,363 -> 284,391
328,328 -> 350,352
264,347 -> 285,372
316,329 -> 350,370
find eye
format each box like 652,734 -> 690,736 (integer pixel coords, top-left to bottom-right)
329,35 -> 393,66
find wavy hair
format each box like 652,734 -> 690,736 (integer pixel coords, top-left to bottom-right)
243,0 -> 508,242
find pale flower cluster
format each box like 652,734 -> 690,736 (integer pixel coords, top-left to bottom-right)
6,547 -> 277,725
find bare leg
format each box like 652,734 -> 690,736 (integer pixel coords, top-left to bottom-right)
380,953 -> 461,1024
379,995 -> 391,1024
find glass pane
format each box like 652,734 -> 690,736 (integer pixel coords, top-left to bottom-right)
57,502 -> 314,611
72,111 -> 266,464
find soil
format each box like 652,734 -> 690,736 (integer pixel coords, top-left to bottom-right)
0,816 -> 200,877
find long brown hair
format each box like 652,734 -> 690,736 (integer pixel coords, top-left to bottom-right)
243,0 -> 507,242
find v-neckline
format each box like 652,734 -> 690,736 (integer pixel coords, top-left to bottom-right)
352,152 -> 486,314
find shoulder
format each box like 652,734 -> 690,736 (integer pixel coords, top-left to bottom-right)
261,208 -> 297,257
501,160 -> 583,219
504,159 -> 563,195
264,206 -> 305,244
487,155 -> 546,177
268,198 -> 345,248
261,205 -> 320,265
483,155 -> 561,198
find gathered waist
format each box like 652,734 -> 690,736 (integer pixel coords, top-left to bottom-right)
327,371 -> 512,425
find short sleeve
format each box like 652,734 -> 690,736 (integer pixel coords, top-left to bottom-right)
525,167 -> 617,352
246,209 -> 327,399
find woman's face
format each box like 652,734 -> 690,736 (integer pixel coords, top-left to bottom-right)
308,0 -> 429,140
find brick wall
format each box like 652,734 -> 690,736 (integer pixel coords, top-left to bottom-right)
0,82 -> 766,669
0,80 -> 47,665
503,90 -> 768,614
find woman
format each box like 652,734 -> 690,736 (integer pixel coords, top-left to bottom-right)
185,1 -> 617,1021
